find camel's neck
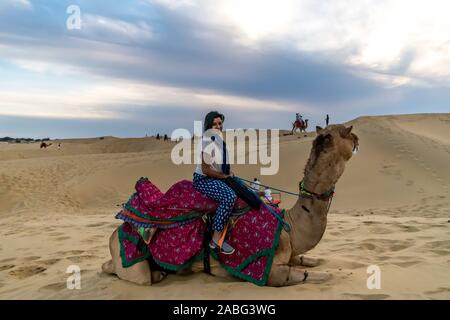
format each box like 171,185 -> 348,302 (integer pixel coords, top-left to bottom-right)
285,159 -> 342,256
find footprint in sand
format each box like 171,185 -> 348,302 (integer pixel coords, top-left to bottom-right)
66,255 -> 96,263
425,240 -> 450,249
48,232 -> 65,237
9,265 -> 46,279
39,282 -> 67,292
0,264 -> 15,271
344,293 -> 390,300
370,227 -> 393,235
389,242 -> 413,252
56,236 -> 71,241
424,287 -> 450,295
398,225 -> 420,233
86,222 -> 105,228
38,258 -> 61,266
391,260 -> 421,267
57,250 -> 85,256
22,256 -> 41,262
359,243 -> 377,251
81,234 -> 104,243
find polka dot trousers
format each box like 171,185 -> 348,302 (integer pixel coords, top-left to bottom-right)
193,173 -> 237,232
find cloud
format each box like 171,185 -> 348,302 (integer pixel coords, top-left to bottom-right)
0,76 -> 310,122
0,0 -> 448,138
0,4 -> 383,107
149,0 -> 450,85
2,0 -> 32,10
80,14 -> 153,44
146,0 -> 195,9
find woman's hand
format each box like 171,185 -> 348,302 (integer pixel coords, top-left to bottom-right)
223,171 -> 235,179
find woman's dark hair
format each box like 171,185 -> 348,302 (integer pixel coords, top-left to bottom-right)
204,111 -> 225,132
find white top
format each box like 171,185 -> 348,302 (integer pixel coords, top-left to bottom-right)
264,188 -> 272,201
195,134 -> 228,176
250,180 -> 261,192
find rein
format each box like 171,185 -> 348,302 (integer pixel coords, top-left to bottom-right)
238,177 -> 335,202
239,176 -> 336,216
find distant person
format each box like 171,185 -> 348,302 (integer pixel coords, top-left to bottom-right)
326,114 -> 330,126
57,143 -> 61,150
264,186 -> 272,202
296,113 -> 304,126
250,178 -> 261,193
156,133 -> 160,140
164,134 -> 168,141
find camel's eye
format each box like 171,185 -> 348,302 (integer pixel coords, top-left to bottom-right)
314,133 -> 333,157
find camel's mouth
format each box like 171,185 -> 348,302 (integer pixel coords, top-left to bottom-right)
351,132 -> 359,155
352,145 -> 359,155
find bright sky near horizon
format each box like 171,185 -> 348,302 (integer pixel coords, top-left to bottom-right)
0,0 -> 449,138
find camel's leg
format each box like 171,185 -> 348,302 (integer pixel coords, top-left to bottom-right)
289,255 -> 321,267
101,258 -> 165,283
267,231 -> 330,286
102,228 -> 166,285
267,264 -> 331,286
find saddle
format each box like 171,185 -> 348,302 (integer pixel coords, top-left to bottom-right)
295,119 -> 305,127
116,177 -> 286,285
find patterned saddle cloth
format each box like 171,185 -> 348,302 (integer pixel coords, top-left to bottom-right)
115,177 -> 285,286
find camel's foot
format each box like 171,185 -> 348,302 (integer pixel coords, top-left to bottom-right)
302,270 -> 331,284
290,255 -> 321,267
267,264 -> 331,287
102,260 -> 114,274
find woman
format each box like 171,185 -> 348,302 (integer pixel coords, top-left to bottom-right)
193,111 -> 236,254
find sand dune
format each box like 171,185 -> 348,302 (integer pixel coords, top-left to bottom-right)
0,113 -> 449,299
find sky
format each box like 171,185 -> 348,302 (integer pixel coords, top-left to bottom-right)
0,0 -> 449,138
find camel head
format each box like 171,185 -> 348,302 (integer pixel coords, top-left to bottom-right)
304,124 -> 359,187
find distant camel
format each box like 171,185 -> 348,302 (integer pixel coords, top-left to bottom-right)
292,119 -> 308,134
40,142 -> 52,149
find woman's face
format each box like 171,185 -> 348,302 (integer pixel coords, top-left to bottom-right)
212,117 -> 223,131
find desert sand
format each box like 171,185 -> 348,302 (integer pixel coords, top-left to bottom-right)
0,113 -> 449,299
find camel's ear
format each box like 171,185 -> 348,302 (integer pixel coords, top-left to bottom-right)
340,126 -> 353,138
316,126 -> 323,134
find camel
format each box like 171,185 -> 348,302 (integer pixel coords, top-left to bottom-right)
292,119 -> 308,134
102,124 -> 359,286
40,142 -> 52,149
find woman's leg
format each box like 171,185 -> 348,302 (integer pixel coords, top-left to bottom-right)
193,174 -> 237,233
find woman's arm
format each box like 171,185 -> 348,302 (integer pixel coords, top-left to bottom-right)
201,152 -> 229,179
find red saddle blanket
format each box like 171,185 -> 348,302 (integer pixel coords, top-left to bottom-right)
115,177 -> 284,286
